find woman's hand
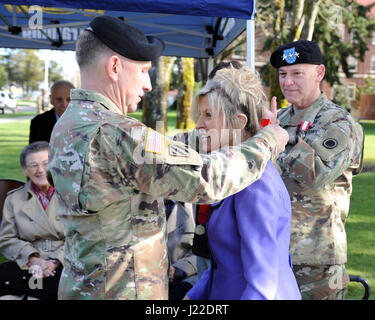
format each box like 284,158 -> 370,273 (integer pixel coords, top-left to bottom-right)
262,96 -> 280,125
28,255 -> 60,278
42,260 -> 60,277
28,256 -> 48,278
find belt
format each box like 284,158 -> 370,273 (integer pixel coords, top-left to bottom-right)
33,239 -> 63,253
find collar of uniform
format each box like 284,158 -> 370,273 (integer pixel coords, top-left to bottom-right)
70,89 -> 123,115
286,92 -> 327,126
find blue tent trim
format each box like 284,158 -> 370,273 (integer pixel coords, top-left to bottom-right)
0,1 -> 255,58
0,1 -> 255,19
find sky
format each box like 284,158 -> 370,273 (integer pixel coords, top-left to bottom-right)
37,49 -> 79,86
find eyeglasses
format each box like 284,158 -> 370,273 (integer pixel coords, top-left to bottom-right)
26,162 -> 49,171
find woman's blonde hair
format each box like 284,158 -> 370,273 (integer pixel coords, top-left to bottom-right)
191,65 -> 267,137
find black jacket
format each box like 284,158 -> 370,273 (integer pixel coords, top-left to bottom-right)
29,109 -> 57,144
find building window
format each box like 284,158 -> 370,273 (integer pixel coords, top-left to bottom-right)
347,83 -> 356,101
339,24 -> 345,41
349,30 -> 355,43
348,56 -> 357,72
371,56 -> 375,73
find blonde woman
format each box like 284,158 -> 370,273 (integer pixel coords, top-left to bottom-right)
185,66 -> 301,300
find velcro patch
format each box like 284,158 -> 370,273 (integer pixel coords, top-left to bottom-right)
169,144 -> 190,157
312,126 -> 347,162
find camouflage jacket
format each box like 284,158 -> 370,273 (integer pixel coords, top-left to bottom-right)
277,93 -> 364,265
48,89 -> 278,300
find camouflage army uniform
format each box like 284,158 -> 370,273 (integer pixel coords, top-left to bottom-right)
48,89 -> 278,300
277,93 -> 364,300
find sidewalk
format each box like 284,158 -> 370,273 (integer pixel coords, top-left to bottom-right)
0,115 -> 34,124
0,105 -> 36,123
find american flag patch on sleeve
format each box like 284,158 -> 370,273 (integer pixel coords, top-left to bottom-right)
145,128 -> 164,154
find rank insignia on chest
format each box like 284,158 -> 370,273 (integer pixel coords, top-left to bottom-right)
145,128 -> 164,154
299,121 -> 311,131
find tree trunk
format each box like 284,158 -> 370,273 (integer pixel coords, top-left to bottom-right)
306,0 -> 323,41
176,57 -> 195,130
142,56 -> 176,133
269,0 -> 289,108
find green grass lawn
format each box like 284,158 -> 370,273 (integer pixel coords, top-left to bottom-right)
0,119 -> 31,180
344,120 -> 375,299
0,116 -> 374,300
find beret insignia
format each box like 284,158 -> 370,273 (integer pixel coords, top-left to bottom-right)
283,47 -> 300,64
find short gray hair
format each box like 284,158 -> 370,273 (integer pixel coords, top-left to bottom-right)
50,80 -> 75,92
20,141 -> 49,168
75,30 -> 114,69
191,66 -> 266,137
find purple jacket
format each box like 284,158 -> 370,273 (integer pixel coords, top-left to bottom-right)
187,161 -> 301,300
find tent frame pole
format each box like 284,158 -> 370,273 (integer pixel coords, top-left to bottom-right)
246,19 -> 255,71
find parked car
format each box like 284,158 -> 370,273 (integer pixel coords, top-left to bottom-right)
0,91 -> 18,114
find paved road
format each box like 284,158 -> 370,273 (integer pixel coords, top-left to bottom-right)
0,105 -> 36,123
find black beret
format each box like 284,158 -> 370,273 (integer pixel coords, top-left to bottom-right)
87,15 -> 165,61
270,40 -> 322,68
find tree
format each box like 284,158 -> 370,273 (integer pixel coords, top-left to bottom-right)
3,49 -> 43,95
359,74 -> 375,95
48,60 -> 64,83
142,56 -> 176,132
176,57 -> 195,130
257,0 -> 375,108
0,61 -> 7,89
332,84 -> 351,111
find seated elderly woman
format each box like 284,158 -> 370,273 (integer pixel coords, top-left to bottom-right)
0,141 -> 65,300
184,66 -> 301,300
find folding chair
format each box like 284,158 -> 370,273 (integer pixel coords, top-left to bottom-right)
349,274 -> 370,300
0,178 -> 25,222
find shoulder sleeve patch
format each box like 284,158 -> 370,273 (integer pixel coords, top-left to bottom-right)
163,138 -> 202,166
312,126 -> 348,162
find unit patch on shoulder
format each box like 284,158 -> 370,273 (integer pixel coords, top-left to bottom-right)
322,138 -> 338,149
169,143 -> 190,157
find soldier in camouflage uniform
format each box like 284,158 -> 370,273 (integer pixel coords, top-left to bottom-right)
47,15 -> 289,300
269,40 -> 364,300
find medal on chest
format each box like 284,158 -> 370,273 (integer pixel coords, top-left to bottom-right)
195,224 -> 206,236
